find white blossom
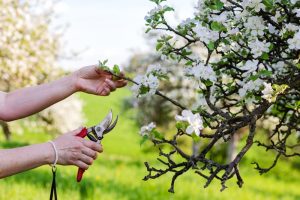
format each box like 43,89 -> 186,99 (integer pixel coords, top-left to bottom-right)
240,60 -> 259,77
140,122 -> 156,136
271,11 -> 281,23
145,5 -> 168,21
131,74 -> 159,97
193,23 -> 219,44
175,110 -> 203,136
244,16 -> 265,37
238,78 -> 264,98
209,12 -> 228,23
285,23 -> 300,32
272,61 -> 285,71
195,0 -> 208,16
268,24 -> 279,34
288,30 -> 300,50
179,18 -> 196,27
249,39 -> 271,58
242,0 -> 265,12
185,63 -> 217,82
146,64 -> 167,76
262,82 -> 274,102
293,8 -> 300,17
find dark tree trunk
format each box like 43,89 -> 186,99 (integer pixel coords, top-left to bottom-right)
0,120 -> 11,141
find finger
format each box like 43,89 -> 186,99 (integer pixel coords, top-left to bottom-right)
95,67 -> 113,78
96,82 -> 109,95
82,146 -> 98,160
75,160 -> 89,170
83,140 -> 103,153
114,79 -> 128,88
104,79 -> 117,91
79,154 -> 94,165
101,87 -> 111,96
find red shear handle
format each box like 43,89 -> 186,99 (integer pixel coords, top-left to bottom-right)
76,127 -> 87,182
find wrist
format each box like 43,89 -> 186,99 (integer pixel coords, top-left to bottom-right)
44,142 -> 55,165
64,73 -> 79,93
70,71 -> 82,92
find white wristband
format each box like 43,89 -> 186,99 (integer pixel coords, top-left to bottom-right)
48,141 -> 58,167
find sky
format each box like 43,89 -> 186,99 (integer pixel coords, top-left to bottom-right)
54,0 -> 196,70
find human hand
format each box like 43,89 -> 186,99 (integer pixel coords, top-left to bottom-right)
72,65 -> 127,96
49,127 -> 103,170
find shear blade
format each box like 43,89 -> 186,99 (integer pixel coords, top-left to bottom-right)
103,115 -> 118,134
98,110 -> 113,129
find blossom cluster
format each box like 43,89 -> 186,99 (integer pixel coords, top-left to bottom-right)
175,110 -> 204,136
131,64 -> 166,97
140,122 -> 156,137
185,62 -> 217,83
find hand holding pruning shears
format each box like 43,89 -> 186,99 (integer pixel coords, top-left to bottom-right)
75,110 -> 118,182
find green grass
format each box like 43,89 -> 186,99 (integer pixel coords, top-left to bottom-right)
0,89 -> 300,200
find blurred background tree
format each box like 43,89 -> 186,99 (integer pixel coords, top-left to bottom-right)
0,0 -> 84,140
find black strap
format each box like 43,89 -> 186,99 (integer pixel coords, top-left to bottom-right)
50,166 -> 58,200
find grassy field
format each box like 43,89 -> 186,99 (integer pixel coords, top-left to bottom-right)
0,89 -> 300,200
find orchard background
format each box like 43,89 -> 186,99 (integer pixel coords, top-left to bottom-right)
0,0 -> 299,200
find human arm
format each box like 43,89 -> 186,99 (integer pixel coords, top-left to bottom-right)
0,65 -> 127,121
0,128 -> 102,178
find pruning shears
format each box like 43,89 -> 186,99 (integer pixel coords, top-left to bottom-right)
76,110 -> 118,182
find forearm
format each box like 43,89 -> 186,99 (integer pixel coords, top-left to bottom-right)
0,142 -> 53,178
0,74 -> 77,121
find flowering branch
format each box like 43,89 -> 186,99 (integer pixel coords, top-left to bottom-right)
99,64 -> 187,110
134,0 -> 300,193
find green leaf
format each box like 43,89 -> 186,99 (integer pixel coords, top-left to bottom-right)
261,52 -> 269,60
176,122 -> 185,129
208,41 -> 215,51
145,28 -> 152,33
152,130 -> 164,140
156,42 -> 163,51
269,43 -> 274,51
249,74 -> 259,81
203,79 -> 213,87
262,0 -> 274,9
113,65 -> 121,75
164,6 -> 174,12
216,0 -> 224,10
191,133 -> 201,142
103,59 -> 108,65
140,135 -> 149,146
185,61 -> 193,66
258,69 -> 273,77
98,60 -> 110,71
139,85 -> 150,95
211,21 -> 222,31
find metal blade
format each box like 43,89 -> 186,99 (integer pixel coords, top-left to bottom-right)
94,110 -> 113,139
97,110 -> 113,129
103,115 -> 118,134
